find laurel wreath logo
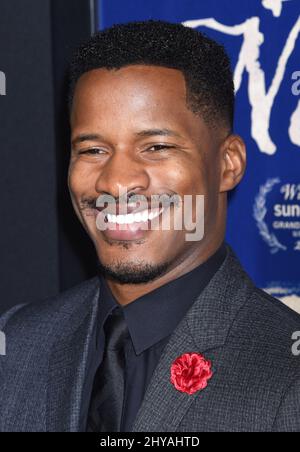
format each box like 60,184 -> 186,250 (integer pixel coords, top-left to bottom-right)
253,178 -> 287,254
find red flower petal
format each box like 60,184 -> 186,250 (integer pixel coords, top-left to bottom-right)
170,352 -> 213,395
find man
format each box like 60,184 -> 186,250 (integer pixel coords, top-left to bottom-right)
0,20 -> 299,432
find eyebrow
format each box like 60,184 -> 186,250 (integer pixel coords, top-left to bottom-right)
135,128 -> 183,139
71,128 -> 183,147
71,134 -> 105,147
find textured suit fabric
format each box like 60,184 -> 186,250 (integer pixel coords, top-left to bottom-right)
0,244 -> 299,432
85,242 -> 227,432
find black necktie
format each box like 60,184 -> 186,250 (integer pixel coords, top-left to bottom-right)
87,306 -> 129,432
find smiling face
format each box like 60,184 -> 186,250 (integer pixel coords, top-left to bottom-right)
69,65 -> 243,286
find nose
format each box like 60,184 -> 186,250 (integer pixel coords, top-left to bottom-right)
94,150 -> 150,199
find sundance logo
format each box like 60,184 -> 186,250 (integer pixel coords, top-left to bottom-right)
0,71 -> 6,96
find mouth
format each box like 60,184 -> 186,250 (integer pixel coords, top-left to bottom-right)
97,206 -> 168,241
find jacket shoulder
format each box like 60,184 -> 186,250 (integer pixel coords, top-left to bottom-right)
228,285 -> 300,377
249,286 -> 300,331
0,277 -> 100,333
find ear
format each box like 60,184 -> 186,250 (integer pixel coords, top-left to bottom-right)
219,134 -> 247,193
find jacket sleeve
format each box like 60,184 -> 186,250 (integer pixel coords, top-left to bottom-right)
272,377 -> 300,432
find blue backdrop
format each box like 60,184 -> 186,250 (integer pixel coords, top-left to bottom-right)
98,0 -> 300,306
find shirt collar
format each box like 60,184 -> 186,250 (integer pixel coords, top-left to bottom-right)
97,242 -> 227,355
97,276 -> 119,335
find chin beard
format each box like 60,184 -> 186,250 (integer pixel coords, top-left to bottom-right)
98,259 -> 171,284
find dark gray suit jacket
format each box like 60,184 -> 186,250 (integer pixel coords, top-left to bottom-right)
0,245 -> 299,432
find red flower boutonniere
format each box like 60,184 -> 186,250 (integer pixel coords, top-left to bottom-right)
170,352 -> 213,395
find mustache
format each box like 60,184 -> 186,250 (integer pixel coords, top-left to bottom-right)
79,193 -> 181,211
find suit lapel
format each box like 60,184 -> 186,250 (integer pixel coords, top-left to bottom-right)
45,246 -> 255,432
132,246 -> 255,432
132,318 -> 206,432
46,281 -> 100,432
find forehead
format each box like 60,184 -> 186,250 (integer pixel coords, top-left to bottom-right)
72,65 -> 187,102
70,65 -> 209,143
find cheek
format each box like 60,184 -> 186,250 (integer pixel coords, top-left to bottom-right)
68,161 -> 94,197
164,159 -> 215,226
165,160 -> 206,195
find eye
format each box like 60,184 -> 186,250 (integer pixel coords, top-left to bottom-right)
78,148 -> 106,155
146,144 -> 174,153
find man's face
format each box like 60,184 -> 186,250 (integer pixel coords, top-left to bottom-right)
69,65 -> 223,283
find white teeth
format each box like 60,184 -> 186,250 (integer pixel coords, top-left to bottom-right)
105,209 -> 163,224
142,211 -> 149,222
127,214 -> 134,224
107,214 -> 116,223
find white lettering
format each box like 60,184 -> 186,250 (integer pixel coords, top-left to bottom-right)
0,71 -> 6,96
0,331 -> 6,356
183,16 -> 300,154
292,331 -> 300,356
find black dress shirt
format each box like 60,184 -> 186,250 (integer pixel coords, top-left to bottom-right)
84,242 -> 227,432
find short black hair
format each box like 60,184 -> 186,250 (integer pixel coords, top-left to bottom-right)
69,20 -> 235,129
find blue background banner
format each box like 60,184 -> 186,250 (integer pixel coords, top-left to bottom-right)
98,0 -> 300,308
